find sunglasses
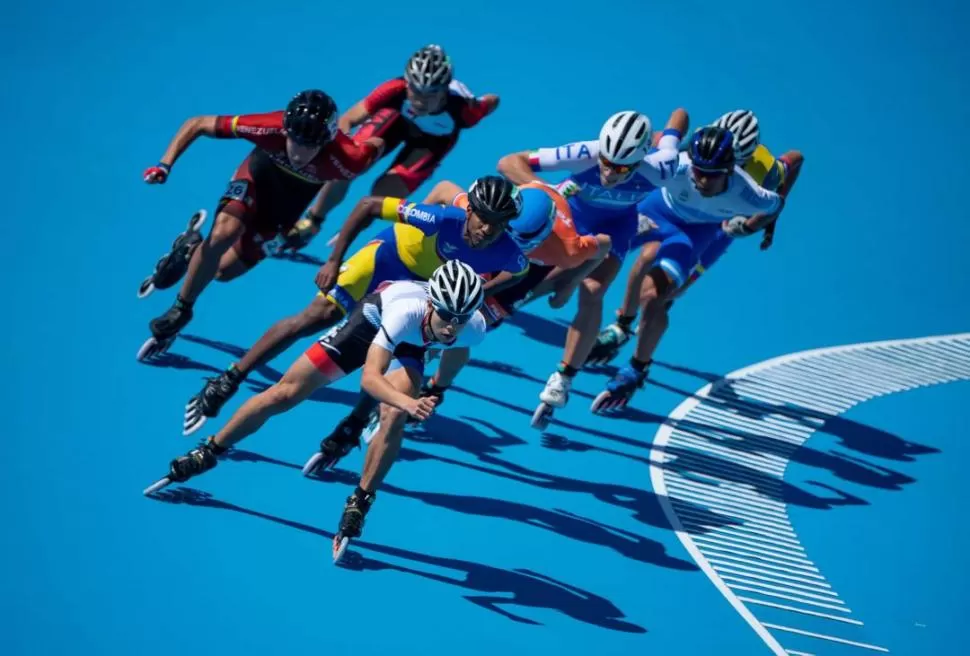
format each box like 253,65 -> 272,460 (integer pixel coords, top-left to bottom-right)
691,165 -> 731,176
434,307 -> 476,325
598,154 -> 637,175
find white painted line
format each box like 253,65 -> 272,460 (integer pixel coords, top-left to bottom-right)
650,332 -> 970,654
727,585 -> 850,613
739,597 -> 862,624
761,624 -> 889,652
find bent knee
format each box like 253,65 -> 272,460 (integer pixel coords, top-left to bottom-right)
209,212 -> 246,245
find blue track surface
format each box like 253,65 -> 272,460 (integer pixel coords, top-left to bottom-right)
4,1 -> 970,654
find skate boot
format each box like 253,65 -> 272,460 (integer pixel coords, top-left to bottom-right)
137,210 -> 206,298
585,321 -> 635,367
332,489 -> 376,563
301,415 -> 366,476
183,366 -> 245,435
137,295 -> 194,362
143,438 -> 225,495
531,370 -> 572,431
591,363 -> 648,414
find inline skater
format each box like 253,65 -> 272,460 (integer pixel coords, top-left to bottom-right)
590,125 -> 785,413
496,108 -> 688,428
587,109 -> 804,369
284,44 -> 500,250
136,90 -> 384,361
332,177 -> 614,443
146,262 -> 488,562
181,175 -> 528,435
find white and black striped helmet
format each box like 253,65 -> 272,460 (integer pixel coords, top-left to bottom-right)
599,111 -> 652,165
428,260 -> 484,318
712,110 -> 760,162
404,44 -> 453,91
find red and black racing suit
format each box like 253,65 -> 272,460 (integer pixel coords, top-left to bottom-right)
353,78 -> 498,196
212,112 -> 380,266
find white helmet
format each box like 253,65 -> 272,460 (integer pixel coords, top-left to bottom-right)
599,111 -> 652,165
712,110 -> 760,162
428,260 -> 484,318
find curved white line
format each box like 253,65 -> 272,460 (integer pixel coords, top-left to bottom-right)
649,333 -> 970,654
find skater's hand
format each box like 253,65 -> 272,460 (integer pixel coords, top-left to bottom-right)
404,395 -> 438,422
548,284 -> 576,309
315,260 -> 341,292
279,217 -> 320,252
143,163 -> 170,184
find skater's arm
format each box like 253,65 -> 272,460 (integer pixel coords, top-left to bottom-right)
325,196 -> 386,266
423,180 -> 464,206
498,150 -> 549,185
483,269 -> 528,297
361,344 -> 431,416
338,100 -> 371,134
157,116 -> 219,168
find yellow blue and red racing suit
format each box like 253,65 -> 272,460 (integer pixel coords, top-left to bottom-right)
325,197 -> 529,313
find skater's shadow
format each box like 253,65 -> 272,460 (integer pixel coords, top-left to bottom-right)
503,310 -> 571,349
597,360 -> 940,466
446,387 -> 664,451
150,487 -> 646,633
399,419 -> 739,533
312,467 -> 696,571
268,251 -> 326,267
541,433 -> 869,511
405,411 -> 529,459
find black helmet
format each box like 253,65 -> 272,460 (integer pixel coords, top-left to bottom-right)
284,90 -> 338,146
467,176 -> 523,225
689,126 -> 736,171
404,45 -> 453,91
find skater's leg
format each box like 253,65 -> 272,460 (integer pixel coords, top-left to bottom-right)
211,352 -> 336,450
562,255 -> 621,370
585,242 -> 660,366
358,366 -> 420,493
235,295 -> 345,376
178,210 -> 246,303
213,241 -> 253,282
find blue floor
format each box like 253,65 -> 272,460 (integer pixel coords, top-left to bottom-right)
4,1 -> 970,654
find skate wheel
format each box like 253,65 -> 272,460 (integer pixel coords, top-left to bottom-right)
188,209 -> 208,233
137,277 -> 155,299
143,477 -> 172,496
302,452 -> 324,477
136,336 -> 160,362
332,536 -> 350,563
182,411 -> 206,437
590,390 -> 613,414
531,403 -> 554,431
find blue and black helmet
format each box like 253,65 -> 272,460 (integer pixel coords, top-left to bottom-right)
506,187 -> 555,252
689,126 -> 736,172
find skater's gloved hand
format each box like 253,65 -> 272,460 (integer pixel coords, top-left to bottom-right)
404,395 -> 438,422
279,217 -> 320,252
143,163 -> 171,184
760,222 -> 776,251
723,215 -> 754,238
315,259 -> 341,292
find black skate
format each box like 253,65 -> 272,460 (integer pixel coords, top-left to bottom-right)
137,210 -> 207,299
332,490 -> 375,563
143,439 -> 222,495
183,367 -> 243,436
137,298 -> 194,362
301,416 -> 365,476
